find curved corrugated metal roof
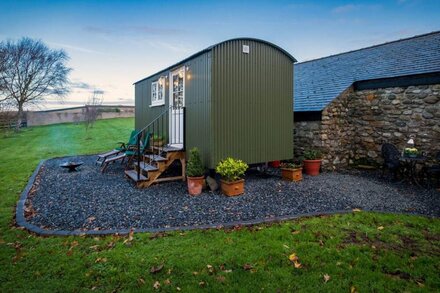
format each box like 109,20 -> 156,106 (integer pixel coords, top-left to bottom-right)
134,38 -> 296,84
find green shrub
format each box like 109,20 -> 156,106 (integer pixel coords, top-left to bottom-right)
186,148 -> 205,177
215,157 -> 248,182
303,149 -> 322,160
281,162 -> 302,169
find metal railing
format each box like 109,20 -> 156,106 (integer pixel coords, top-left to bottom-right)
133,105 -> 185,180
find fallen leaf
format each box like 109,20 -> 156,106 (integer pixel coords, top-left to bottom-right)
199,281 -> 206,287
350,285 -> 358,293
95,257 -> 107,263
67,241 -> 79,256
87,216 -> 96,223
224,269 -> 232,273
288,253 -> 302,269
138,278 -> 145,285
164,279 -> 171,285
150,264 -> 164,274
176,287 -> 181,291
107,242 -> 115,249
352,208 -> 362,212
207,264 -> 215,274
192,271 -> 199,276
128,228 -> 134,241
291,230 -> 300,235
216,275 -> 226,283
323,274 -> 331,283
153,281 -> 160,290
377,226 -> 384,230
288,253 -> 298,262
243,263 -> 253,271
89,245 -> 99,251
283,244 -> 290,249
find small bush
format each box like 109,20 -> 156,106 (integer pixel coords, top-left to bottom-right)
304,149 -> 322,160
281,162 -> 302,169
215,157 -> 248,182
186,148 -> 205,177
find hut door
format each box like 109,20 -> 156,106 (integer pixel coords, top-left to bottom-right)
169,67 -> 185,148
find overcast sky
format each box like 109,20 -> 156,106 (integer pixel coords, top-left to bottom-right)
1,0 -> 439,109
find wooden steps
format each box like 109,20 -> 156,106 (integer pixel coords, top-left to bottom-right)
144,154 -> 167,162
124,170 -> 148,182
152,145 -> 184,152
125,145 -> 186,188
133,161 -> 158,172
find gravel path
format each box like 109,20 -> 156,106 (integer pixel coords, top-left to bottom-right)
25,155 -> 440,232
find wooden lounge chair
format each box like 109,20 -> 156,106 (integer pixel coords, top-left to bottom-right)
96,130 -> 137,166
100,132 -> 150,173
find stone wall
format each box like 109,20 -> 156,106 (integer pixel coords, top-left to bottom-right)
350,84 -> 440,166
26,105 -> 134,127
294,83 -> 440,170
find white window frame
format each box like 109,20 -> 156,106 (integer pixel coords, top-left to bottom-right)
150,77 -> 165,107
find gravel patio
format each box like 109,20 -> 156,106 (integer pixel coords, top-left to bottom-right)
23,155 -> 440,233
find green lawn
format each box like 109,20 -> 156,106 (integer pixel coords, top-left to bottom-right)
0,118 -> 439,292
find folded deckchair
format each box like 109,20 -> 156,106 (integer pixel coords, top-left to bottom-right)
100,132 -> 151,173
96,130 -> 137,165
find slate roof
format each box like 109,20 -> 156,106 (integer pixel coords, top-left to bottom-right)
294,31 -> 440,112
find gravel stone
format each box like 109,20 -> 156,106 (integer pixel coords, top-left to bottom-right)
25,155 -> 440,232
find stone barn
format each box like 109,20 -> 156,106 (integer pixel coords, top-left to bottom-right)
294,31 -> 440,170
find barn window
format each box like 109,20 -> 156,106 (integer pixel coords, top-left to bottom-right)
151,77 -> 165,106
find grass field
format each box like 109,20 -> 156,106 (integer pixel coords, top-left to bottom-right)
0,118 -> 439,292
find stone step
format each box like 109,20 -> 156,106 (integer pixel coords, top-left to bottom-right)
124,170 -> 148,182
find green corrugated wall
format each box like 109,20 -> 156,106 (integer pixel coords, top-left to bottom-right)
135,38 -> 294,169
211,39 -> 294,167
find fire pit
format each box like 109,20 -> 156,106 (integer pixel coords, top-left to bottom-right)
60,161 -> 84,172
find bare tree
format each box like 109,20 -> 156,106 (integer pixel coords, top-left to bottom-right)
0,38 -> 71,131
84,89 -> 104,131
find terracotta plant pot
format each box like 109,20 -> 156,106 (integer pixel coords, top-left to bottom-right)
303,160 -> 322,176
187,176 -> 204,196
270,160 -> 281,168
220,179 -> 245,196
281,168 -> 303,182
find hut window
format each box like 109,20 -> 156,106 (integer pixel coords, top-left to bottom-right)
151,78 -> 165,106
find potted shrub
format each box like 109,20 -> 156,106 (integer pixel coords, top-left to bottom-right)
215,157 -> 248,196
150,134 -> 165,147
281,161 -> 303,182
186,148 -> 205,196
303,149 -> 322,176
404,147 -> 419,158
